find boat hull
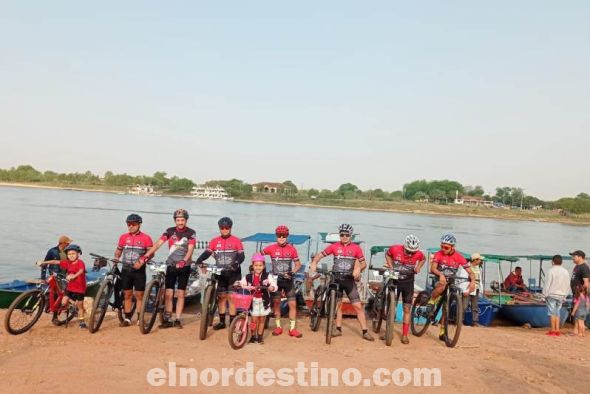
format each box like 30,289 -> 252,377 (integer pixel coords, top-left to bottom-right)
499,303 -> 569,328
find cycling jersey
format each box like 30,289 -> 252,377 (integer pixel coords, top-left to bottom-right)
262,243 -> 300,275
386,245 -> 425,282
117,231 -> 154,270
432,250 -> 469,278
160,227 -> 197,265
321,242 -> 365,274
59,260 -> 86,294
207,235 -> 244,270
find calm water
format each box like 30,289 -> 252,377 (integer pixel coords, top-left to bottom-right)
1,186 -> 588,286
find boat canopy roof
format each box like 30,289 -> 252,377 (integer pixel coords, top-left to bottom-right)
241,233 -> 311,245
517,254 -> 572,262
480,254 -> 520,263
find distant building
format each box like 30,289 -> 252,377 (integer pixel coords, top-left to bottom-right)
454,195 -> 494,207
191,185 -> 233,200
252,182 -> 285,194
128,184 -> 157,195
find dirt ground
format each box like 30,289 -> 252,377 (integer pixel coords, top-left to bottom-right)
1,305 -> 589,394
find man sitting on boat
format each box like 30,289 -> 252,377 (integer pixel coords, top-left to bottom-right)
504,267 -> 528,293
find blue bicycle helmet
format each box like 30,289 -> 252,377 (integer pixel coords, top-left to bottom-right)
64,244 -> 82,254
440,233 -> 457,246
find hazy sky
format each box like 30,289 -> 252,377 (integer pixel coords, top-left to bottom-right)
1,1 -> 588,200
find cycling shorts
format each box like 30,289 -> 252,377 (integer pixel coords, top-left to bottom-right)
165,265 -> 191,291
396,280 -> 414,306
65,290 -> 84,302
121,269 -> 146,291
335,277 -> 360,304
272,278 -> 296,301
217,270 -> 242,294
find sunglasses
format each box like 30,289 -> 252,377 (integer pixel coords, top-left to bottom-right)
441,244 -> 453,250
276,234 -> 288,239
339,233 -> 351,238
219,226 -> 231,230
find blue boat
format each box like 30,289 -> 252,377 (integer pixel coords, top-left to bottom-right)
498,302 -> 569,328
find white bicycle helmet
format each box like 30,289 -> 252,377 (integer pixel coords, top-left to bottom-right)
404,234 -> 420,252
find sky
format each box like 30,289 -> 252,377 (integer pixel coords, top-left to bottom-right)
0,1 -> 588,200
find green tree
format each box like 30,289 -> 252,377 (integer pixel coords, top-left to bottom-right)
282,180 -> 298,194
169,177 -> 195,193
307,188 -> 319,197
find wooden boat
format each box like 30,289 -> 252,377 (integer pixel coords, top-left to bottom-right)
0,270 -> 105,309
484,254 -> 572,328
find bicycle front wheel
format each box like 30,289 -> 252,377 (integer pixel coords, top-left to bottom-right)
410,291 -> 431,337
199,285 -> 214,340
444,291 -> 463,348
228,314 -> 249,350
325,289 -> 337,345
385,290 -> 396,346
4,289 -> 46,335
89,279 -> 113,333
139,280 -> 161,334
371,293 -> 384,334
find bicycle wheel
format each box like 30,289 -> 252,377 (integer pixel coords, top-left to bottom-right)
309,287 -> 324,332
4,289 -> 46,335
139,280 -> 161,334
199,285 -> 214,340
411,291 -> 431,337
325,289 -> 337,345
371,292 -> 384,334
444,291 -> 463,348
53,303 -> 77,326
228,314 -> 249,350
385,290 -> 396,346
117,295 -> 137,323
88,279 -> 113,333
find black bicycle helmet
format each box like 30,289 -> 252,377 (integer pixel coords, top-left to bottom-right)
126,213 -> 143,223
218,217 -> 233,228
64,244 -> 82,254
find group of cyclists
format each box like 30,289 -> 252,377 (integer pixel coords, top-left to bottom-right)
40,207 -> 476,345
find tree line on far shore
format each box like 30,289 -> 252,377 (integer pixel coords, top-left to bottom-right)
2,165 -> 590,214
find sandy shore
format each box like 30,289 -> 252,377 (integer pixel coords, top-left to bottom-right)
1,307 -> 588,393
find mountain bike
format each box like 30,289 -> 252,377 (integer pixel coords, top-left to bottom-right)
87,253 -> 136,333
228,285 -> 270,350
4,272 -> 77,335
139,261 -> 168,334
308,268 -> 353,344
410,275 -> 465,348
199,262 -> 224,340
369,266 -> 399,346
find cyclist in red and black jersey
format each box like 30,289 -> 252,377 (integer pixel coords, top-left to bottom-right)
143,209 -> 196,328
195,217 -> 245,330
384,234 -> 425,344
113,214 -> 154,326
262,225 -> 303,338
310,224 -> 374,341
428,233 -> 475,340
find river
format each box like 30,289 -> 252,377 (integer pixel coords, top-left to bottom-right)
1,186 -> 588,286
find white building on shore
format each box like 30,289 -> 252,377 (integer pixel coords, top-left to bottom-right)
191,185 -> 233,200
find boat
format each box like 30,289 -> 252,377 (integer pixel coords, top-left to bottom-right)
190,185 -> 233,200
0,270 -> 105,309
484,254 -> 572,328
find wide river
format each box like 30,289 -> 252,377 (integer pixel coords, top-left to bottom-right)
1,186 -> 588,287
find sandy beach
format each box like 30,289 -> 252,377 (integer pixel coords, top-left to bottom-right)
1,307 -> 588,394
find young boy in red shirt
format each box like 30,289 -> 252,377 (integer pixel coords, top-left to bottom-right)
39,244 -> 87,329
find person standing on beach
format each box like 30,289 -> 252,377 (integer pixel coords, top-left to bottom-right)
383,234 -> 425,344
262,225 -> 303,339
114,214 -> 153,326
41,235 -> 72,280
460,253 -> 483,327
195,217 -> 245,330
143,209 -> 196,329
428,234 -> 475,341
309,224 -> 374,341
543,255 -> 570,337
569,250 -> 590,293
